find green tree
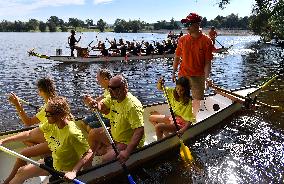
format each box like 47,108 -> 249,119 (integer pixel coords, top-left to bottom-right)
39,21 -> 47,32
225,13 -> 239,28
97,19 -> 107,32
0,20 -> 14,31
86,19 -> 94,27
269,0 -> 284,39
201,17 -> 208,27
26,19 -> 39,31
48,21 -> 57,32
113,19 -> 128,33
14,21 -> 25,32
68,18 -> 84,29
153,20 -> 167,30
48,16 -> 60,26
217,0 -> 284,40
60,26 -> 68,32
129,20 -> 142,33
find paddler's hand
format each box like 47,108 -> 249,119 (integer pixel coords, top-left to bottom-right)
83,95 -> 98,109
8,92 -> 21,107
172,72 -> 176,83
205,78 -> 213,90
117,150 -> 130,164
157,77 -> 165,90
64,171 -> 77,181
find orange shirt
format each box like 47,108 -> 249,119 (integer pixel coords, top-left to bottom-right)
209,30 -> 217,39
175,33 -> 213,77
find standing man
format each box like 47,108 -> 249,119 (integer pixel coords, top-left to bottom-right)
172,12 -> 213,117
68,30 -> 81,57
85,75 -> 145,164
209,26 -> 218,46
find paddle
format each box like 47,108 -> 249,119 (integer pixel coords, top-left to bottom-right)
18,98 -> 40,110
215,39 -> 224,48
210,75 -> 283,111
93,110 -> 136,184
0,145 -> 85,184
161,82 -> 194,163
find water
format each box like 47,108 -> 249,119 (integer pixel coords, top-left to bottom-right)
0,32 -> 283,183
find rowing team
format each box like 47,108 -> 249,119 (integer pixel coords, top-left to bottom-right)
0,68 -> 199,183
72,36 -> 179,58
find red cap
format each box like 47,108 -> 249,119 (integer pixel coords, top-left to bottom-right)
181,13 -> 202,24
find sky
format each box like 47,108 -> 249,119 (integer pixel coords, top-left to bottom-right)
0,0 -> 256,24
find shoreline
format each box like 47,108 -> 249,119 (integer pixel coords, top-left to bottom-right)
143,28 -> 254,36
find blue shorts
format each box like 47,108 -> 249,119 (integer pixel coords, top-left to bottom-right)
83,114 -> 110,128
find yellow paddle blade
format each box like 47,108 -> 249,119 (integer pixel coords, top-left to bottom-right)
260,74 -> 278,90
179,141 -> 193,162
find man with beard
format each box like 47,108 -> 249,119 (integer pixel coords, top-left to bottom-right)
84,75 -> 144,164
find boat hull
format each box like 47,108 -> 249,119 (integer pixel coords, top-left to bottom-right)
48,54 -> 175,63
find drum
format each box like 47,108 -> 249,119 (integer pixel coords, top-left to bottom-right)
56,49 -> 62,56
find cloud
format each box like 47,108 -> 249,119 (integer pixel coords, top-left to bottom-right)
93,0 -> 113,5
0,0 -> 85,17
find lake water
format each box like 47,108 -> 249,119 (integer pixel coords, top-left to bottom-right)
0,32 -> 283,183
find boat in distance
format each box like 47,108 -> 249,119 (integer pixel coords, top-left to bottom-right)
28,49 -> 175,63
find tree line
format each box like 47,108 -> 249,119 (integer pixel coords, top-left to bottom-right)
0,14 -> 253,33
217,0 -> 284,40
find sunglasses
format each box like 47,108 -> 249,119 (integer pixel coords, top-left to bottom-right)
45,110 -> 56,117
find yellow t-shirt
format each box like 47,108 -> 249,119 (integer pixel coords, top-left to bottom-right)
36,104 -> 47,124
103,92 -> 144,147
103,89 -> 110,98
37,103 -> 56,140
45,121 -> 90,171
166,87 -> 195,123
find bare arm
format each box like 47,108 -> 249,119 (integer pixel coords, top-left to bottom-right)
84,95 -> 110,115
8,93 -> 40,126
95,95 -> 104,102
156,78 -> 164,91
125,127 -> 144,154
117,127 -> 144,163
0,130 -> 32,145
172,56 -> 181,82
178,122 -> 191,136
77,36 -> 81,43
204,60 -> 212,89
64,149 -> 93,180
204,60 -> 212,79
